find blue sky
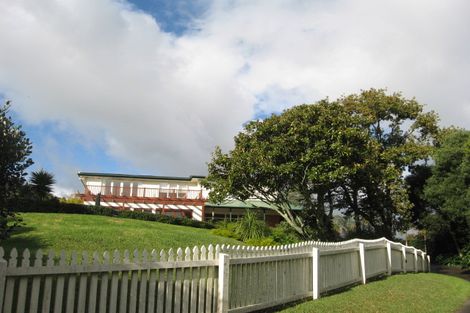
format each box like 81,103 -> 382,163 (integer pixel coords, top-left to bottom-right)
128,0 -> 209,35
1,0 -> 469,195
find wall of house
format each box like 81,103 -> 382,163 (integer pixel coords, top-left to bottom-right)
80,175 -> 207,221
204,207 -> 283,226
81,176 -> 208,199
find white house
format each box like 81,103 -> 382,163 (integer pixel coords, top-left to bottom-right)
78,172 -> 284,224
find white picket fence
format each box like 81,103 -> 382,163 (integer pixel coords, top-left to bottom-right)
0,238 -> 430,313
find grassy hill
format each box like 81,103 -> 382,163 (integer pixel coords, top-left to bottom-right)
0,213 -> 241,254
276,273 -> 470,313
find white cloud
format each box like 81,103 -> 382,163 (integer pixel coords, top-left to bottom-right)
0,0 -> 469,190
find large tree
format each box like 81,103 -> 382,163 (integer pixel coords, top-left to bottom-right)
204,100 -> 371,239
0,101 -> 33,239
423,129 -> 470,256
205,89 -> 439,240
337,89 -> 439,238
30,169 -> 56,200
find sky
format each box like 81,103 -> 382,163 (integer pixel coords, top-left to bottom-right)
0,0 -> 469,195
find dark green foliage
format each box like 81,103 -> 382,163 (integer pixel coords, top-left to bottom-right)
0,208 -> 22,240
205,99 -> 371,239
205,89 -> 439,240
30,169 -> 56,200
337,89 -> 439,238
423,129 -> 470,256
211,216 -> 301,245
270,221 -> 301,244
435,245 -> 470,269
211,220 -> 240,239
234,210 -> 270,241
405,164 -> 433,226
12,199 -> 214,229
0,101 -> 33,239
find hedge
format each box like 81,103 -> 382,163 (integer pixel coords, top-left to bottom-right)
11,199 -> 214,229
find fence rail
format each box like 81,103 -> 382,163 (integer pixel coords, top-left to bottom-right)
0,238 -> 430,313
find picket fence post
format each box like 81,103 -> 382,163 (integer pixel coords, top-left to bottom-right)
0,250 -> 6,313
312,247 -> 320,300
414,249 -> 418,273
359,243 -> 366,284
402,246 -> 407,273
386,242 -> 392,276
218,253 -> 230,313
427,255 -> 431,272
421,253 -> 426,272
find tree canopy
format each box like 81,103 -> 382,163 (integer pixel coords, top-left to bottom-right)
0,101 -> 33,207
337,89 -> 439,237
205,89 -> 439,240
0,101 -> 33,239
423,129 -> 470,255
30,169 -> 56,200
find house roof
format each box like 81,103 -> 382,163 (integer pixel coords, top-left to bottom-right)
77,172 -> 206,182
205,199 -> 303,211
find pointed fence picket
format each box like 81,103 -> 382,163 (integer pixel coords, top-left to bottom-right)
0,238 -> 430,313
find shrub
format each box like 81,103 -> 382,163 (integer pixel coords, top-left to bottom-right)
12,199 -> 214,229
0,208 -> 22,240
59,197 -> 84,204
211,228 -> 240,239
245,237 -> 276,246
271,221 -> 301,244
235,210 -> 270,241
436,245 -> 470,269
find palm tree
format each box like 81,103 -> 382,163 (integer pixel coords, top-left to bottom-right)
30,169 -> 56,199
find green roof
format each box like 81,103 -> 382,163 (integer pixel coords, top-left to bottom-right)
205,199 -> 303,211
78,172 -> 206,181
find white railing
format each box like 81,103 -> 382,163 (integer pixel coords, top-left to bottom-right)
84,185 -> 205,200
0,238 -> 430,313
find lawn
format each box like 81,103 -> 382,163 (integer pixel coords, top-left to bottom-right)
0,213 -> 241,254
276,273 -> 470,313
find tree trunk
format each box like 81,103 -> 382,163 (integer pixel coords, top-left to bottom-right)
449,230 -> 462,257
352,188 -> 361,233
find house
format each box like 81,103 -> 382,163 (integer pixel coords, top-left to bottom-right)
77,172 -> 284,225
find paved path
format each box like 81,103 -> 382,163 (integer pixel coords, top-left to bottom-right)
431,265 -> 470,313
432,265 -> 470,282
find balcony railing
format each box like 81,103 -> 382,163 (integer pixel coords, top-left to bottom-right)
83,185 -> 205,200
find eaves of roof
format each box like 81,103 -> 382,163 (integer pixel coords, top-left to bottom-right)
205,199 -> 303,211
77,172 -> 206,181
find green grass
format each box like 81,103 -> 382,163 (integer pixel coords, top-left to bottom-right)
0,213 -> 241,254
276,273 -> 470,313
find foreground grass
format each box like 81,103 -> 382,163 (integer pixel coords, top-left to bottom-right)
0,213 -> 241,254
277,273 -> 470,313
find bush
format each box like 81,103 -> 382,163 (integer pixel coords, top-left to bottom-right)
0,208 -> 22,240
271,221 -> 301,244
11,199 -> 214,229
211,228 -> 240,239
210,215 -> 302,246
436,245 -> 470,269
59,197 -> 84,204
245,237 -> 276,246
235,210 -> 270,241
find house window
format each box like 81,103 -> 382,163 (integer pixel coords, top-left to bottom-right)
169,185 -> 177,198
159,184 -> 169,198
131,183 -> 139,197
122,182 -> 131,196
112,181 -> 120,196
103,180 -> 112,195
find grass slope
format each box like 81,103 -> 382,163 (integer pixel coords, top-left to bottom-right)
1,213 -> 241,253
277,273 -> 470,313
